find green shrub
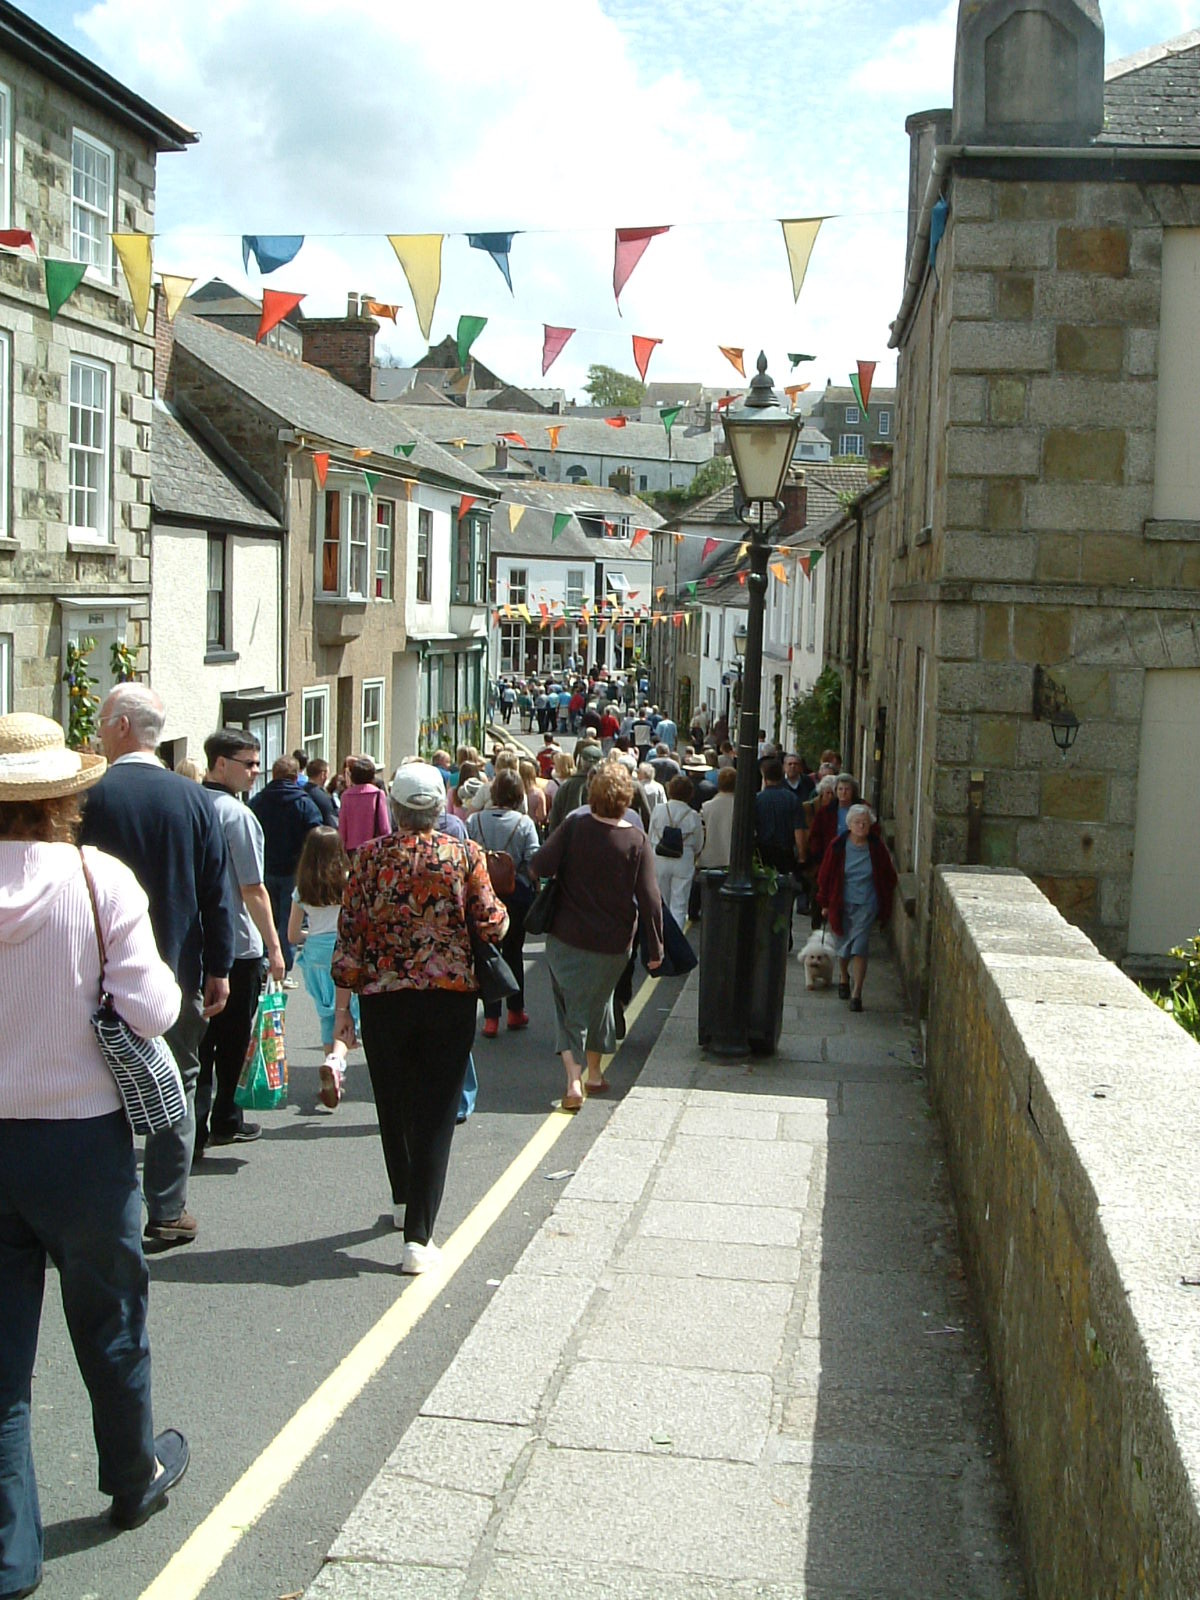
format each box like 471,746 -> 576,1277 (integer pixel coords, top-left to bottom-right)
1147,932 -> 1200,1043
787,666 -> 842,765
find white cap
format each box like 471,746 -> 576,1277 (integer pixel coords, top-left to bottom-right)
390,761 -> 445,809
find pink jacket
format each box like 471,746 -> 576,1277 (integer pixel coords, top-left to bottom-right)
337,783 -> 393,852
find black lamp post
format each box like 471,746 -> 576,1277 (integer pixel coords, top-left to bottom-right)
698,354 -> 801,1056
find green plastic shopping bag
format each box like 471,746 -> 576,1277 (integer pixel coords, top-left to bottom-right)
235,981 -> 288,1111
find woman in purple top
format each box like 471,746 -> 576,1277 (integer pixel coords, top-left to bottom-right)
531,762 -> 663,1110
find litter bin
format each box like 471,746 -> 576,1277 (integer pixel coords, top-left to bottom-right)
698,870 -> 795,1056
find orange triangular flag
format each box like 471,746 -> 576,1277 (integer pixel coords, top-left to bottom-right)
655,585 -> 666,600
604,416 -> 628,429
770,562 -> 788,583
365,300 -> 399,321
673,533 -> 684,545
631,527 -> 649,548
719,345 -> 745,378
402,481 -> 415,501
632,335 -> 660,383
458,495 -> 477,520
353,447 -> 372,459
312,452 -> 329,489
497,431 -> 527,447
546,425 -> 562,451
256,289 -> 304,343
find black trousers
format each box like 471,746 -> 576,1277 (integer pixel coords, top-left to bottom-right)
483,900 -> 528,1020
196,955 -> 264,1147
359,989 -> 476,1245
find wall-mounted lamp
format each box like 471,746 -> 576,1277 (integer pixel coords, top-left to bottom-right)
1033,665 -> 1079,757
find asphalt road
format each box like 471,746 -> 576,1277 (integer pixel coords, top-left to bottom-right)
30,898 -> 686,1599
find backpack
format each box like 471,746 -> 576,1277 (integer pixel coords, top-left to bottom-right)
470,811 -> 520,898
655,803 -> 686,860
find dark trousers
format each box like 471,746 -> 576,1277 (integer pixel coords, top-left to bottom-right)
196,955 -> 263,1147
145,990 -> 206,1224
359,989 -> 476,1245
264,872 -> 296,970
483,900 -> 528,1020
0,1112 -> 156,1593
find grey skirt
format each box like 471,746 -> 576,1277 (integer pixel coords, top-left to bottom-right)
545,935 -> 630,1060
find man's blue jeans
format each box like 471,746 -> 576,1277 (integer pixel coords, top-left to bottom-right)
265,872 -> 296,970
0,1112 -> 156,1594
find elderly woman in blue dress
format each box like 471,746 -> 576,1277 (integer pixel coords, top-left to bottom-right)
816,802 -> 897,1012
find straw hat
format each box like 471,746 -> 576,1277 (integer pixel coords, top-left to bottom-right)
0,713 -> 106,800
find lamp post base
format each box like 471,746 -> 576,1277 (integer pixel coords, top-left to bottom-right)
697,871 -> 795,1057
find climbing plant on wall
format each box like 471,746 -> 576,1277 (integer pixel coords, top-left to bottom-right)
63,637 -> 99,750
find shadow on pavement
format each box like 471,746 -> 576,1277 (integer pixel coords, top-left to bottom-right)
43,1512 -> 122,1562
145,1218 -> 399,1287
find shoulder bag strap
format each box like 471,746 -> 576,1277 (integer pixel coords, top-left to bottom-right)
78,846 -> 108,1003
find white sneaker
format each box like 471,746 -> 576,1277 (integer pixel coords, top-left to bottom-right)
400,1240 -> 443,1275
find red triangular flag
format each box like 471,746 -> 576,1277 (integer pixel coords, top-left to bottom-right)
497,431 -> 527,446
702,536 -> 720,562
799,554 -> 812,578
312,451 -> 329,489
632,335 -> 661,383
458,495 -> 477,520
856,359 -> 877,411
630,527 -> 649,548
613,226 -> 670,308
738,572 -> 747,586
0,229 -> 33,252
256,289 -> 304,343
604,416 -> 628,429
542,324 -> 574,375
715,393 -> 737,411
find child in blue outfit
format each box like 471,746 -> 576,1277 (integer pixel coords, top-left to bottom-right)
287,827 -> 360,1108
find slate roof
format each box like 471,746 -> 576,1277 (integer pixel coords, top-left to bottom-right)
658,482 -> 740,531
491,482 -> 660,564
380,403 -> 714,464
173,318 -> 495,493
151,400 -> 283,530
1101,31 -> 1200,147
813,385 -> 898,409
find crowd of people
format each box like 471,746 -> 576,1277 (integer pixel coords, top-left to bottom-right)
0,668 -> 899,1593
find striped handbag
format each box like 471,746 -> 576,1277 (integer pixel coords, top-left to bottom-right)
80,850 -> 185,1135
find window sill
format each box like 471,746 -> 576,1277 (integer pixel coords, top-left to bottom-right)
204,649 -> 239,665
0,536 -> 18,552
68,538 -> 118,555
914,525 -> 932,548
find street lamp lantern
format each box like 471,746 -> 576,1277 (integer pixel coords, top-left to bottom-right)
698,354 -> 802,1058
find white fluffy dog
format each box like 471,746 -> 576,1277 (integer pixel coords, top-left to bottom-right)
798,930 -> 836,991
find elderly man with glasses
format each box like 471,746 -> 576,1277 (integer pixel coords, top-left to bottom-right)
195,727 -> 286,1158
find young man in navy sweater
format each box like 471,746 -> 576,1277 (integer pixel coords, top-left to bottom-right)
80,684 -> 237,1246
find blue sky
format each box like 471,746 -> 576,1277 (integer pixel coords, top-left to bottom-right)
18,0 -> 1199,400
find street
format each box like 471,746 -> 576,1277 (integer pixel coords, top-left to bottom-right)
30,908 -> 687,1600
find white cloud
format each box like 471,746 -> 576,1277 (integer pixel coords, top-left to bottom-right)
849,0 -> 957,102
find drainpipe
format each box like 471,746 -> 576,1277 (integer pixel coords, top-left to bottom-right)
845,501 -> 864,768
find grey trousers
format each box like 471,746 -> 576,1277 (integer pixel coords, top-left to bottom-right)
143,989 -> 205,1225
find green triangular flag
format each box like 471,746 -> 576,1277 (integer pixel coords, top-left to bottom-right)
394,442 -> 417,458
363,470 -> 380,493
457,313 -> 488,372
849,372 -> 867,417
45,260 -> 88,320
685,581 -> 697,596
661,405 -> 682,434
809,549 -> 823,571
551,512 -> 571,542
788,352 -> 815,368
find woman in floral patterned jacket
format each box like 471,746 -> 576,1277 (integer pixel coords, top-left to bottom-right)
332,761 -> 507,1275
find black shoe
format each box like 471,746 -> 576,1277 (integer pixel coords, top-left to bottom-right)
110,1430 -> 189,1530
849,995 -> 863,1012
838,982 -> 851,1000
208,1122 -> 262,1146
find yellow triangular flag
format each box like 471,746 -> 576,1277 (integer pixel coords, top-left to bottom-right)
517,603 -> 532,625
387,234 -> 443,341
112,234 -> 152,330
159,273 -> 194,323
509,505 -> 525,531
780,217 -> 824,303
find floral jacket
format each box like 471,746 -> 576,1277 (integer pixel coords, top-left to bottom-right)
331,832 -> 508,994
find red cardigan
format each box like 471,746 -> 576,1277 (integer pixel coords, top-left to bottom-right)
817,834 -> 897,936
805,801 -> 838,866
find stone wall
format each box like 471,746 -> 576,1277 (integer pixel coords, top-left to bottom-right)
927,866 -> 1200,1598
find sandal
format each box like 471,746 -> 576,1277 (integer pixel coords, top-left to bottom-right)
584,1078 -> 611,1096
557,1095 -> 583,1114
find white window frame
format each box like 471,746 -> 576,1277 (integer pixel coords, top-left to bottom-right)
0,632 -> 10,714
878,410 -> 891,437
508,567 -> 528,607
68,356 -> 112,543
206,532 -> 227,651
839,433 -> 865,458
415,506 -> 431,603
301,685 -> 329,763
374,499 -> 394,599
0,331 -> 9,539
499,621 -> 524,674
347,493 -> 370,600
361,676 -> 384,766
807,564 -> 817,652
845,405 -> 859,426
566,568 -> 585,610
71,129 -> 114,283
0,84 -> 11,229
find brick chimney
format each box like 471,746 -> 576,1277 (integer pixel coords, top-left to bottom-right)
301,305 -> 379,399
778,473 -> 808,536
153,281 -> 175,396
869,441 -> 894,475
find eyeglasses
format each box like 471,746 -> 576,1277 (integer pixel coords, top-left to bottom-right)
228,756 -> 260,770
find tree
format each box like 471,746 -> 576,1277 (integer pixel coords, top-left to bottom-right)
583,365 -> 645,407
787,666 -> 842,765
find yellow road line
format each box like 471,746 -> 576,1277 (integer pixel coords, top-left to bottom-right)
138,971 -> 659,1600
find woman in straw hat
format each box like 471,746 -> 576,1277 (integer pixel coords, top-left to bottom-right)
0,714 -> 188,1589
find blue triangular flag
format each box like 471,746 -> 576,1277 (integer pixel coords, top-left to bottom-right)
242,235 -> 304,275
467,232 -> 516,294
928,197 -> 950,276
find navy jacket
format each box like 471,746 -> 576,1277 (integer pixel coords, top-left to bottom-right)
305,781 -> 336,826
248,779 -> 322,875
80,761 -> 237,991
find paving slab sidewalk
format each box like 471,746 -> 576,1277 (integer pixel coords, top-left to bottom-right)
305,949 -> 1027,1600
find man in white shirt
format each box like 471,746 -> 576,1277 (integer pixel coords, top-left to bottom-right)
638,763 -> 666,811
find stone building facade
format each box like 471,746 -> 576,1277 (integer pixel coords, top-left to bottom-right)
0,8 -> 193,724
841,3 -> 1200,994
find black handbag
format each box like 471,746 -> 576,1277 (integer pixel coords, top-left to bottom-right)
640,903 -> 698,978
524,814 -> 575,936
470,928 -> 520,1006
